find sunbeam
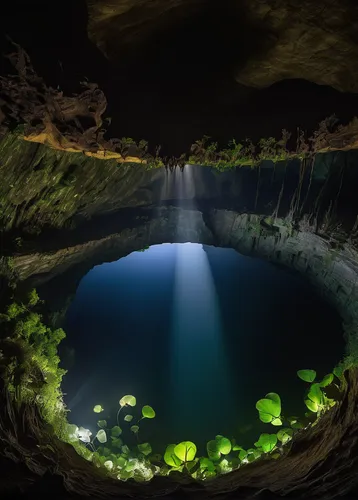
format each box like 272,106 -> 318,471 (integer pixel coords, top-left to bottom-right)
170,243 -> 233,442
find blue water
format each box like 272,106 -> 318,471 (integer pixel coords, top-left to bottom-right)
61,243 -> 343,453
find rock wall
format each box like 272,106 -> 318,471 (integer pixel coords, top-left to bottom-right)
10,208 -> 358,357
2,132 -> 358,241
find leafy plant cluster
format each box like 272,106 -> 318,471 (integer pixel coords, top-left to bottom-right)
64,368 -> 344,483
118,115 -> 353,171
0,289 -> 67,424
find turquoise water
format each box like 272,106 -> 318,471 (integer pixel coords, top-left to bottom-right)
61,243 -> 343,453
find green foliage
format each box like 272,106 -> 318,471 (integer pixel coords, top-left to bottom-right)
96,429 -> 107,444
164,444 -> 182,467
276,428 -> 293,444
297,369 -> 317,383
320,373 -> 334,387
200,457 -> 215,472
119,395 -> 136,407
207,439 -> 221,461
124,415 -> 133,422
111,426 -> 122,437
304,383 -> 324,413
254,433 -> 277,453
174,441 -> 197,462
0,290 -> 67,426
142,405 -> 156,419
215,435 -> 232,455
97,420 -> 107,428
93,404 -> 104,413
256,393 -> 282,425
138,443 -> 152,456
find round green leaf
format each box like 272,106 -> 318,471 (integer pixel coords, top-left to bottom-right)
111,426 -> 122,437
174,441 -> 197,462
119,395 -> 136,407
104,460 -> 113,471
164,444 -> 182,467
207,440 -> 220,461
215,436 -> 232,455
93,405 -> 104,413
276,428 -> 293,444
266,393 -> 281,405
256,393 -> 281,423
308,383 -> 323,405
97,420 -> 107,428
142,405 -> 156,419
96,429 -> 107,444
305,398 -> 318,412
333,365 -> 344,378
238,449 -> 247,461
320,373 -> 334,387
297,369 -> 316,383
124,415 -> 133,422
200,457 -> 215,471
271,417 -> 283,426
130,425 -> 139,434
254,433 -> 277,453
258,411 -> 274,423
138,442 -> 152,456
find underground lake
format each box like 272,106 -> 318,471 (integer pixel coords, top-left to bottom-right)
60,242 -> 344,454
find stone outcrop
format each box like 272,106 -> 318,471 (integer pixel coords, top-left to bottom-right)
234,0 -> 358,92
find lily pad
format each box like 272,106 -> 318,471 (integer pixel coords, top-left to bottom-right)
93,405 -> 104,413
124,415 -> 133,422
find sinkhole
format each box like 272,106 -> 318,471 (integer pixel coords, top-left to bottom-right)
60,242 -> 344,455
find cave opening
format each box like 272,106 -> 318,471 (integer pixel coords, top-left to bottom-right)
60,242 -> 344,456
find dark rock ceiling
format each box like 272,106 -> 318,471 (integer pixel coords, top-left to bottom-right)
1,0 -> 358,153
87,0 -> 358,93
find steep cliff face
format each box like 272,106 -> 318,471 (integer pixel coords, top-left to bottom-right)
2,132 -> 358,242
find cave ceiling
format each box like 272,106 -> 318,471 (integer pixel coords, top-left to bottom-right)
87,0 -> 358,92
1,0 -> 358,152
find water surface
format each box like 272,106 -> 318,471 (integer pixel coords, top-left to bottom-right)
61,243 -> 343,452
